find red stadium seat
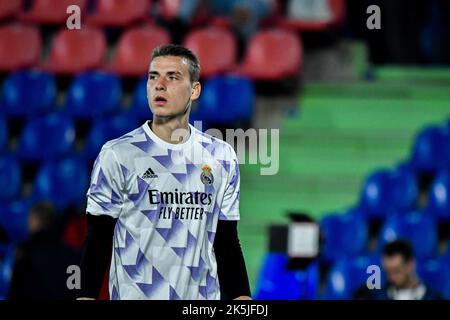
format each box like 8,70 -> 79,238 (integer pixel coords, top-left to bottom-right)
86,0 -> 151,27
20,0 -> 88,25
159,0 -> 181,19
0,24 -> 41,72
238,29 -> 302,80
0,0 -> 23,21
183,27 -> 236,78
43,28 -> 107,75
108,26 -> 171,77
279,0 -> 346,31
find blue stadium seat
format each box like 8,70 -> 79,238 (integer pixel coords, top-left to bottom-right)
359,167 -> 418,220
410,125 -> 450,173
127,76 -> 152,122
1,70 -> 56,117
0,117 -> 7,152
417,258 -> 450,299
427,170 -> 450,221
0,200 -> 31,244
254,253 -> 319,300
65,72 -> 122,119
325,255 -> 382,299
320,210 -> 369,262
32,158 -> 89,210
198,75 -> 255,125
0,156 -> 21,202
83,114 -> 139,161
17,113 -> 76,161
378,211 -> 438,259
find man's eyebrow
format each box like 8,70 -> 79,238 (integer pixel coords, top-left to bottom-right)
148,70 -> 183,76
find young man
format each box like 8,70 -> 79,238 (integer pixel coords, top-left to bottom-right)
355,240 -> 442,300
77,45 -> 251,300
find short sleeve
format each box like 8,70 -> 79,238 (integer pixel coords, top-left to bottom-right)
219,149 -> 240,221
86,146 -> 124,219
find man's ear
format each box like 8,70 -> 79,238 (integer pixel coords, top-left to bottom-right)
190,82 -> 201,101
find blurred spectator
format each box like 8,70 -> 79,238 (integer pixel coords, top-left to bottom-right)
162,0 -> 274,55
355,240 -> 442,300
8,202 -> 79,300
286,0 -> 332,21
417,172 -> 435,209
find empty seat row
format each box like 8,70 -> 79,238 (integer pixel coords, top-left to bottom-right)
0,70 -> 255,125
321,206 -> 450,263
0,112 -> 137,161
0,24 -> 303,80
0,0 -> 151,26
0,156 -> 89,210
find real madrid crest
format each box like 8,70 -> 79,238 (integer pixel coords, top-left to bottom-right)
200,165 -> 214,185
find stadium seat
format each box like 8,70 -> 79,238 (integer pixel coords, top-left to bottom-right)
183,27 -> 237,78
417,258 -> 450,299
108,26 -> 171,77
32,158 -> 89,210
198,75 -> 255,125
0,0 -> 23,21
0,156 -> 21,202
65,72 -> 122,119
86,0 -> 150,27
359,168 -> 418,220
427,170 -> 450,221
238,29 -> 302,80
83,114 -> 139,161
18,113 -> 76,161
378,211 -> 438,259
325,255 -> 381,299
42,27 -> 107,75
1,70 -> 56,117
410,125 -> 450,174
320,211 -> 369,262
0,200 -> 31,243
158,0 -> 181,19
255,253 -> 319,300
126,76 -> 153,122
20,0 -> 88,25
0,116 -> 7,152
0,24 -> 41,72
280,0 -> 346,31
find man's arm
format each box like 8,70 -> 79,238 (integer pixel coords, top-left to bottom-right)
213,220 -> 251,300
77,213 -> 117,300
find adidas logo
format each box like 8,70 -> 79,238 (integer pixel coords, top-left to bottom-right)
142,167 -> 158,179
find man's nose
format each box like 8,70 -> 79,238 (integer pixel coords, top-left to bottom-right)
155,78 -> 166,91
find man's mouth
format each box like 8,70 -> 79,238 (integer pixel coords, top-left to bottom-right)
154,96 -> 167,106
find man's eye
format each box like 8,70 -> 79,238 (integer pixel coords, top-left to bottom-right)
149,75 -> 157,80
169,75 -> 178,80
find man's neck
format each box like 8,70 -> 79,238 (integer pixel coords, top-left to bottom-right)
398,275 -> 420,290
150,116 -> 191,144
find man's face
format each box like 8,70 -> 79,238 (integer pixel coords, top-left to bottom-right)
382,254 -> 415,288
147,55 -> 200,118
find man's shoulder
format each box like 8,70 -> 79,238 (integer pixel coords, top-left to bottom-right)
192,126 -> 237,159
101,125 -> 146,153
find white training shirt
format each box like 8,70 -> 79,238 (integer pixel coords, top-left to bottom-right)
86,121 -> 240,300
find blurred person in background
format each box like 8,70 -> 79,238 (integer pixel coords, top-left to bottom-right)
8,202 -> 79,300
162,0 -> 274,55
355,240 -> 442,300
